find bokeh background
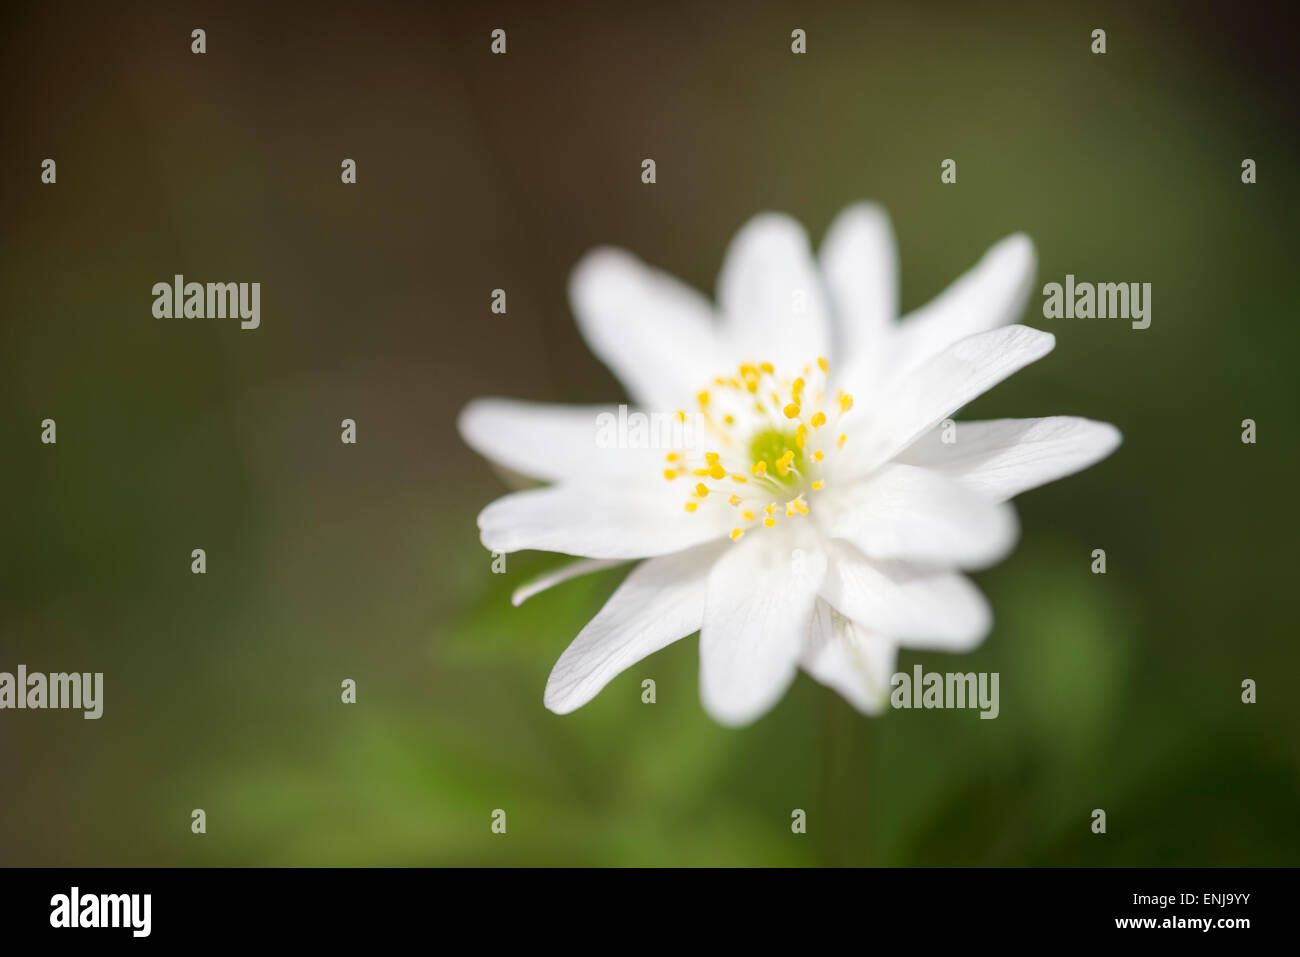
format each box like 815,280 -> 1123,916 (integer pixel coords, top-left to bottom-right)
2,0 -> 1297,866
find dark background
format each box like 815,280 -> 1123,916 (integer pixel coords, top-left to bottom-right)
1,0 -> 1296,865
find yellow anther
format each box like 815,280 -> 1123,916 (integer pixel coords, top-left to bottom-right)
839,393 -> 854,413
812,480 -> 825,490
675,410 -> 687,423
697,390 -> 710,408
765,503 -> 777,515
760,362 -> 774,374
723,414 -> 735,425
838,433 -> 847,449
751,461 -> 768,477
785,503 -> 796,517
730,474 -> 748,483
795,424 -> 807,449
684,502 -> 698,512
694,483 -> 709,498
709,464 -> 726,479
728,494 -> 742,506
663,469 -> 677,480
792,377 -> 805,398
692,468 -> 710,477
705,451 -> 721,464
817,357 -> 828,373
810,412 -> 826,428
665,452 -> 679,462
763,517 -> 776,528
730,528 -> 744,540
783,403 -> 801,419
742,511 -> 755,521
813,450 -> 825,462
776,450 -> 795,474
740,363 -> 758,380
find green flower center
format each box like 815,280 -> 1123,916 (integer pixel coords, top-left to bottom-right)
748,427 -> 804,487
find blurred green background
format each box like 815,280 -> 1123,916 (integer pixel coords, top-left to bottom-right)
2,0 -> 1297,866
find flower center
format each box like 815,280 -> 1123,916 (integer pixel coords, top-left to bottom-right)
748,428 -> 805,488
661,358 -> 854,541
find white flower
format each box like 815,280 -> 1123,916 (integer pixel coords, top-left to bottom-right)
458,203 -> 1120,726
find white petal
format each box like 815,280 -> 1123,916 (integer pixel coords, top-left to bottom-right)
889,233 -> 1036,380
544,545 -> 723,714
569,248 -> 729,411
699,535 -> 827,726
847,324 -> 1056,473
820,540 -> 991,649
716,213 -> 831,365
894,416 -> 1122,502
458,398 -> 660,482
827,463 -> 1019,569
803,594 -> 834,647
819,202 -> 898,370
512,557 -> 628,607
801,606 -> 897,715
478,482 -> 731,560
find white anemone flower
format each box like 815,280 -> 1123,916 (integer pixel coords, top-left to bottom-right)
458,203 -> 1120,726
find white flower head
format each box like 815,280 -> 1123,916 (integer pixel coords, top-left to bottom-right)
459,203 -> 1120,726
